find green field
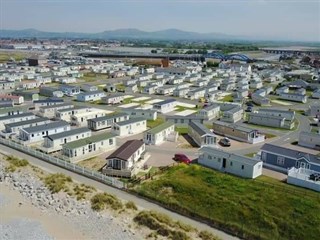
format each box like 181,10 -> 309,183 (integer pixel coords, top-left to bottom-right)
0,52 -> 27,63
133,164 -> 320,240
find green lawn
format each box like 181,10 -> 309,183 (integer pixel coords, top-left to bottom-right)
244,152 -> 257,158
133,164 -> 320,240
175,106 -> 198,112
221,94 -> 233,102
175,127 -> 189,135
147,118 -> 165,128
0,52 -> 27,63
80,72 -> 108,82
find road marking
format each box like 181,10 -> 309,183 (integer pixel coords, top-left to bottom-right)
283,138 -> 290,141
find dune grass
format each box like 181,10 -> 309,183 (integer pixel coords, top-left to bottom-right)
133,164 -> 320,240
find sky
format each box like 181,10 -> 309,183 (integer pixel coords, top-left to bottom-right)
0,0 -> 319,42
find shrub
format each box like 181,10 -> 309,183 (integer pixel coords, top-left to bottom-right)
134,211 -> 191,240
90,193 -> 123,211
44,173 -> 72,193
199,230 -> 221,240
125,201 -> 138,210
5,156 -> 28,169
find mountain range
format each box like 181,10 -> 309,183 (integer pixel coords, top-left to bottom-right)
0,28 -> 244,41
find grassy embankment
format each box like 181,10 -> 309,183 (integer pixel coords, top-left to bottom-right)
133,164 -> 320,240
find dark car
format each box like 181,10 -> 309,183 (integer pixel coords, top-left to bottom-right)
173,154 -> 191,164
245,106 -> 253,112
246,102 -> 254,107
219,137 -> 231,147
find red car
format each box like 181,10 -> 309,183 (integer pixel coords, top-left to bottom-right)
173,154 -> 191,164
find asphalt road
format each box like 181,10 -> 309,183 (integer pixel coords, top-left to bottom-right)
0,144 -> 238,240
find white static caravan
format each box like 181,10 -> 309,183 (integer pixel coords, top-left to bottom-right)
62,133 -> 116,163
71,108 -> 108,127
188,121 -> 217,147
198,146 -> 263,179
144,122 -> 176,145
0,112 -> 37,130
42,127 -> 92,153
19,121 -> 70,144
112,118 -> 147,137
38,103 -> 74,119
153,99 -> 177,114
87,113 -> 130,131
76,91 -> 106,102
55,106 -> 90,122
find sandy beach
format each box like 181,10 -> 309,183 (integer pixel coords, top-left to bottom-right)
0,184 -> 87,240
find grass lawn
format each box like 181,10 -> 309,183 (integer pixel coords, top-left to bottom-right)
175,106 -> 198,112
0,52 -> 27,63
116,83 -> 125,91
244,152 -> 257,158
175,127 -> 189,135
244,122 -> 290,132
80,72 -> 108,82
263,132 -> 277,139
133,164 -> 320,240
147,118 -> 165,128
77,157 -> 106,171
221,94 -> 233,102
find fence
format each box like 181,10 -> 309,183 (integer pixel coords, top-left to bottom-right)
0,138 -> 125,189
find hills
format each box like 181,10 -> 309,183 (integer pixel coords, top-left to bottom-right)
0,28 -> 241,41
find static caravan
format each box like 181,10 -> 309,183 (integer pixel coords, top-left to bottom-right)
144,122 -> 176,145
62,133 -> 116,163
198,146 -> 263,179
112,118 -> 147,137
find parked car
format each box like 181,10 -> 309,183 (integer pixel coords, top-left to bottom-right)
219,137 -> 231,147
245,106 -> 253,112
173,154 -> 191,164
246,102 -> 254,107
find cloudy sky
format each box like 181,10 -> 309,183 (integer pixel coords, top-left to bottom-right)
1,0 -> 319,41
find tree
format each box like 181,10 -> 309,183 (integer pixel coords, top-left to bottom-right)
151,49 -> 157,54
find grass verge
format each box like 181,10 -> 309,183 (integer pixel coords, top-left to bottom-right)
43,173 -> 72,193
134,210 -> 194,240
133,164 -> 320,240
5,155 -> 29,172
91,192 -> 123,211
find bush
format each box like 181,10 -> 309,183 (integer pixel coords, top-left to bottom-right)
134,211 -> 191,240
6,156 -> 28,167
91,193 -> 123,211
44,173 -> 72,193
125,201 -> 138,210
199,230 -> 221,240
